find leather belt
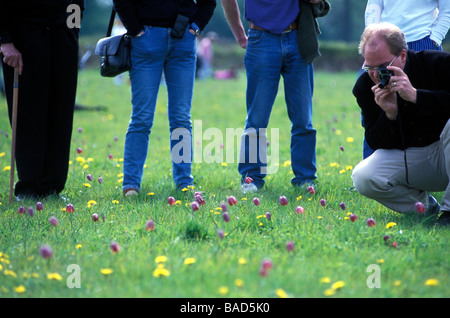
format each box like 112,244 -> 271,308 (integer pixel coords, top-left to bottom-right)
249,21 -> 298,33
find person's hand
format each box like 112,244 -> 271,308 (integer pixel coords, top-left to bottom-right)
387,66 -> 417,103
0,43 -> 23,75
372,84 -> 398,120
237,35 -> 248,49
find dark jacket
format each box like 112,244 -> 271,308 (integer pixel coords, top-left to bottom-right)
353,50 -> 450,150
0,0 -> 85,44
113,0 -> 216,37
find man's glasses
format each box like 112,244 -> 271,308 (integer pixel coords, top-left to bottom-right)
362,55 -> 397,73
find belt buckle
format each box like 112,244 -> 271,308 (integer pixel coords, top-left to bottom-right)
282,23 -> 294,33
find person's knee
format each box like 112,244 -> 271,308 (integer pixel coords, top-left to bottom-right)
352,164 -> 381,198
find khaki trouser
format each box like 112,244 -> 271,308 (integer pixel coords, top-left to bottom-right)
352,119 -> 450,213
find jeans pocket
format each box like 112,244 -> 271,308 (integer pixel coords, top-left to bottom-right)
247,29 -> 264,45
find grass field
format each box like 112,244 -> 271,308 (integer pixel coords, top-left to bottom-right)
0,68 -> 448,299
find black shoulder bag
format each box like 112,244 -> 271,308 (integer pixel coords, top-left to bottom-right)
94,7 -> 131,77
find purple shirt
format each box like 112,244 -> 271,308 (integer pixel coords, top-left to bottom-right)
245,0 -> 300,34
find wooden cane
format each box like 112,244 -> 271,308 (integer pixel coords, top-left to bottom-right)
9,67 -> 19,204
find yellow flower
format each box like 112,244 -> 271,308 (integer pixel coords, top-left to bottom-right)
14,285 -> 26,294
275,288 -> 288,298
0,264 -> 2,271
329,162 -> 339,167
385,222 -> 397,229
282,160 -> 291,167
296,195 -> 302,201
319,277 -> 331,283
184,257 -> 196,265
76,156 -> 86,163
335,129 -> 342,135
75,244 -> 82,249
83,183 -> 91,188
221,162 -> 228,167
324,288 -> 336,296
87,200 -> 97,207
235,279 -> 244,288
4,269 -> 17,277
238,258 -> 247,265
155,255 -> 168,263
346,137 -> 354,143
100,268 -> 114,275
153,264 -> 170,277
147,192 -> 155,196
3,166 -> 11,171
47,273 -> 63,281
394,280 -> 401,287
218,286 -> 229,295
331,281 -> 345,290
377,259 -> 385,264
82,164 -> 89,170
425,278 -> 439,286
0,152 -> 5,157
181,187 -> 188,192
112,200 -> 119,204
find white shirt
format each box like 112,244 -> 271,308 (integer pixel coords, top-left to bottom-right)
365,0 -> 450,45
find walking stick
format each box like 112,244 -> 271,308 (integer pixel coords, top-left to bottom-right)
9,67 -> 19,204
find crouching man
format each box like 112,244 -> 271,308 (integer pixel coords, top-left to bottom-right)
352,22 -> 450,226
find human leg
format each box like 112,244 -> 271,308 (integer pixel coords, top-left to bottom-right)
122,27 -> 166,193
165,29 -> 196,189
238,30 -> 281,188
281,30 -> 317,186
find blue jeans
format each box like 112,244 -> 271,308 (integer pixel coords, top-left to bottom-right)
123,26 -> 196,192
239,29 -> 317,188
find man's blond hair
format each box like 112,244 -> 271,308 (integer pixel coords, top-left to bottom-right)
358,22 -> 408,57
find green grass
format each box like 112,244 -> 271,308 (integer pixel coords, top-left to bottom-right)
0,69 -> 448,298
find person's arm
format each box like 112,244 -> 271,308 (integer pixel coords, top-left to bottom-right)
113,0 -> 143,36
221,0 -> 247,49
0,2 -> 23,74
430,0 -> 450,46
193,0 -> 217,31
365,0 -> 383,26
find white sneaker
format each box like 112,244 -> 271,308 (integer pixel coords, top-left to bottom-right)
124,189 -> 139,197
241,183 -> 258,194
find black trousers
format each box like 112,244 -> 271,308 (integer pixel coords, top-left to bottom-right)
2,24 -> 79,197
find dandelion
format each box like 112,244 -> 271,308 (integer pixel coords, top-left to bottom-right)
75,244 -> 82,249
323,288 -> 336,296
218,286 -> 229,295
47,273 -> 63,280
83,183 -> 91,188
14,285 -> 26,294
385,222 -> 397,229
235,279 -> 244,288
153,264 -> 170,277
319,277 -> 331,283
331,281 -> 345,290
346,137 -> 354,143
275,288 -> 288,298
425,278 -> 439,286
87,200 -> 97,208
184,257 -> 196,265
155,255 -> 168,263
100,268 -> 113,275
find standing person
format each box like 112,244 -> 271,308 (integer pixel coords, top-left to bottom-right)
221,0 -> 330,192
362,0 -> 450,159
113,0 -> 216,196
352,23 -> 450,226
0,0 -> 85,201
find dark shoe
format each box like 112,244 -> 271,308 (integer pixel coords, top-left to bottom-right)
427,194 -> 441,215
436,211 -> 450,226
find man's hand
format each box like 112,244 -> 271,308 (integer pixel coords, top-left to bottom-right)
387,66 -> 417,103
0,43 -> 23,75
372,84 -> 398,120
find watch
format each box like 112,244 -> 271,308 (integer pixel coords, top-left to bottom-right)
190,23 -> 200,36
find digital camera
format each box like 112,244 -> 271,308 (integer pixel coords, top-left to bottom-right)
377,67 -> 394,89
